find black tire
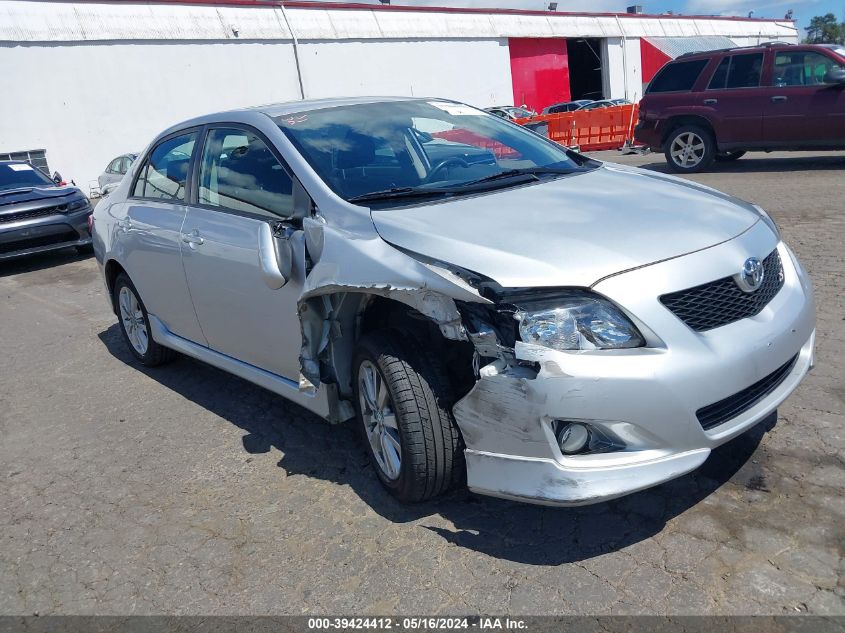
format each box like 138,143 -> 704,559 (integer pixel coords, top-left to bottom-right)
113,273 -> 176,367
353,329 -> 464,503
715,150 -> 746,162
664,125 -> 716,173
75,244 -> 94,255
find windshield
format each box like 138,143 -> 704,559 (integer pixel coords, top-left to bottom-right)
0,162 -> 53,192
275,99 -> 590,207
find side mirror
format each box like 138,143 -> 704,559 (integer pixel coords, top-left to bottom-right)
258,221 -> 291,289
824,67 -> 845,85
52,171 -> 63,185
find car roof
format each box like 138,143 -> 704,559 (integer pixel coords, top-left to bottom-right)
674,41 -> 828,61
158,96 -> 439,138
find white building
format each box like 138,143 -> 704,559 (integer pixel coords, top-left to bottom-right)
0,0 -> 798,189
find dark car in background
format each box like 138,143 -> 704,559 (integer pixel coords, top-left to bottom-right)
0,161 -> 93,260
541,99 -> 594,114
636,42 -> 845,172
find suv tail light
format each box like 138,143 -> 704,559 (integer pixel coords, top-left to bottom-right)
87,214 -> 94,234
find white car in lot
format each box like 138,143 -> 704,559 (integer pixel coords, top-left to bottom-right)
93,97 -> 815,506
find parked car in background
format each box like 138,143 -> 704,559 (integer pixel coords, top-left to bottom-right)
94,96 -> 814,508
578,100 -> 616,111
541,100 -> 594,114
483,105 -> 536,120
636,42 -> 845,172
0,160 -> 93,259
98,153 -> 137,195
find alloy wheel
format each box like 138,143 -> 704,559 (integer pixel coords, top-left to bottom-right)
358,359 -> 402,480
118,286 -> 149,355
670,132 -> 706,168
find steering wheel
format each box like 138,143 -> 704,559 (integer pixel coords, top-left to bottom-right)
423,157 -> 470,184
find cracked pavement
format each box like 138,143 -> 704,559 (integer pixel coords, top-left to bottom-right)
0,151 -> 842,615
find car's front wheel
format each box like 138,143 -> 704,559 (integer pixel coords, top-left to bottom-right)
664,125 -> 716,173
353,330 -> 464,502
113,273 -> 176,367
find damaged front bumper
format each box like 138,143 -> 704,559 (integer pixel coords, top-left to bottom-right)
453,238 -> 816,506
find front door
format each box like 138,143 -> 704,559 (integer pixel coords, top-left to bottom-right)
180,125 -> 304,380
763,48 -> 845,145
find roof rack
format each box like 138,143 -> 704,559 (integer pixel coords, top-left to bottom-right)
676,40 -> 794,58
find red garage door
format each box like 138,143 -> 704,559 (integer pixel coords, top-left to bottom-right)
509,38 -> 570,113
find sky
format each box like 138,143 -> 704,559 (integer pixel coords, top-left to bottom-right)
321,0 -> 845,35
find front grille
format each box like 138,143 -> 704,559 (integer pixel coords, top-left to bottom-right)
696,354 -> 798,430
660,249 -> 784,332
0,229 -> 79,254
0,204 -> 68,224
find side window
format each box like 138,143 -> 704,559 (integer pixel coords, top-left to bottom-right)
708,57 -> 730,90
107,158 -> 121,173
726,53 -> 763,89
648,59 -> 709,93
198,128 -> 293,219
133,132 -> 197,201
774,51 -> 844,86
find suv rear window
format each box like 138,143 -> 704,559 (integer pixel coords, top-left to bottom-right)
648,59 -> 709,93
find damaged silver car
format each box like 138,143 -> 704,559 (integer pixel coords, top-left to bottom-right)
93,97 -> 815,506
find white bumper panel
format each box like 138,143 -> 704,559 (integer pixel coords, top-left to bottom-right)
454,226 -> 815,506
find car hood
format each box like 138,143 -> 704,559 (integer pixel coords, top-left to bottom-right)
371,162 -> 762,288
0,185 -> 81,208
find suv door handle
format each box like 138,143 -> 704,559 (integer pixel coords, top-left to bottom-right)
703,98 -> 718,105
771,95 -> 788,103
181,229 -> 204,247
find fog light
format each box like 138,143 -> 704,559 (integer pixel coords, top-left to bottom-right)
556,422 -> 590,454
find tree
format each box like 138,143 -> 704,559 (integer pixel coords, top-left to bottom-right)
804,13 -> 845,45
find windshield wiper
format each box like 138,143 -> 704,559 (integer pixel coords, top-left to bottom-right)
347,166 -> 579,204
347,187 -> 455,204
457,166 -> 578,188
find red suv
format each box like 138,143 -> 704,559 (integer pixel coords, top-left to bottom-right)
635,42 -> 845,172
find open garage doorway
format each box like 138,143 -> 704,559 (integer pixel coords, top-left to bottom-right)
567,38 -> 604,101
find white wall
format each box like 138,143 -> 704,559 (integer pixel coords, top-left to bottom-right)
298,39 -> 512,107
603,37 -> 643,102
0,41 -> 302,192
0,37 -> 512,189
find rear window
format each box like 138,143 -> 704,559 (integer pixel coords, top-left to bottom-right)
648,59 -> 709,93
0,162 -> 53,192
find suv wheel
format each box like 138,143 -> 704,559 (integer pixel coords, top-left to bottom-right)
353,329 -> 464,503
113,273 -> 176,366
664,125 -> 715,173
715,150 -> 746,162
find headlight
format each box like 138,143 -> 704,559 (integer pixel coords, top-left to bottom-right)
66,197 -> 91,212
753,204 -> 780,239
515,292 -> 644,351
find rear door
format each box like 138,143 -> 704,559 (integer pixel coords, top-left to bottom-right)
123,130 -> 207,345
700,52 -> 768,146
180,125 -> 305,380
762,48 -> 845,145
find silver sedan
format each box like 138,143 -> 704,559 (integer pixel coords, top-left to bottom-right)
93,97 -> 814,506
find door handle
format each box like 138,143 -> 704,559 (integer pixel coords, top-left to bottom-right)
181,229 -> 204,247
703,98 -> 718,105
771,95 -> 787,103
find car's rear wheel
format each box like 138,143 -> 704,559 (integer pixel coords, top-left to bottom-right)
113,273 -> 176,367
353,329 -> 464,503
715,150 -> 746,162
664,125 -> 715,173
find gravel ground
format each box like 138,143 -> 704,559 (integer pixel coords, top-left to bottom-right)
0,150 -> 843,616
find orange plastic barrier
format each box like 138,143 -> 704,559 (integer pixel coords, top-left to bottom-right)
516,103 -> 639,151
